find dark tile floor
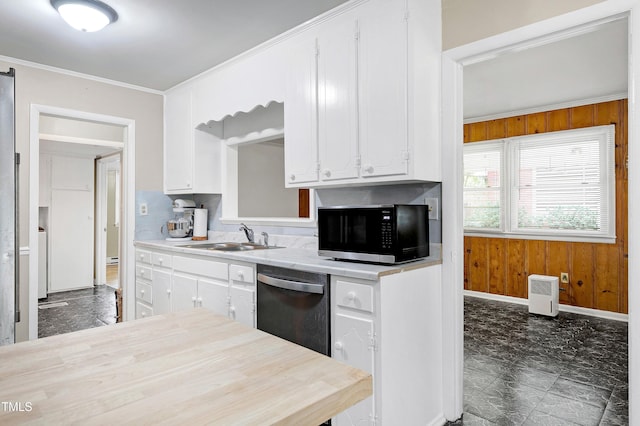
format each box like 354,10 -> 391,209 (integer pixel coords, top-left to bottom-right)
452,296 -> 628,425
38,286 -> 117,338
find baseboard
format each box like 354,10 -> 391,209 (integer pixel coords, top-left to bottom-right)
428,413 -> 448,426
463,290 -> 628,322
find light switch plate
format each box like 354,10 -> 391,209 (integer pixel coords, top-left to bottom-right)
424,198 -> 439,220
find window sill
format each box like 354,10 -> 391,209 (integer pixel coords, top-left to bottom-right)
463,230 -> 616,244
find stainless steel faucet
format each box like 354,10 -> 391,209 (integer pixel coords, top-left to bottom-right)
261,231 -> 269,247
239,223 -> 254,243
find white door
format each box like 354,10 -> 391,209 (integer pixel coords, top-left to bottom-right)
230,286 -> 255,328
164,85 -> 193,192
172,274 -> 198,312
318,15 -> 359,182
358,0 -> 408,178
198,278 -> 229,317
49,155 -> 94,292
284,37 -> 319,186
333,313 -> 375,425
152,269 -> 172,315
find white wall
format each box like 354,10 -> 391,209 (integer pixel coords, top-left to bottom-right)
0,59 -> 163,341
442,0 -> 605,49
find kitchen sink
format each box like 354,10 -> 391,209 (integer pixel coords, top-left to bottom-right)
178,242 -> 281,251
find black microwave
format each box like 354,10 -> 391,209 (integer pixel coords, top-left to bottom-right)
317,204 -> 429,264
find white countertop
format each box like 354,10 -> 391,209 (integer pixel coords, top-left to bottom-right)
134,239 -> 442,281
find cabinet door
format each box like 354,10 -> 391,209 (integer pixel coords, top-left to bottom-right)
358,0 -> 408,178
164,84 -> 193,192
152,269 -> 172,315
333,313 -> 375,425
198,278 -> 229,317
172,274 -> 198,312
284,37 -> 319,186
230,286 -> 255,328
317,16 -> 359,182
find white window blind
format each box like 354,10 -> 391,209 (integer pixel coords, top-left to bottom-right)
463,125 -> 615,241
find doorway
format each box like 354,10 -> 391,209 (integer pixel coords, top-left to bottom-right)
29,105 -> 135,340
441,2 -> 640,422
96,153 -> 122,291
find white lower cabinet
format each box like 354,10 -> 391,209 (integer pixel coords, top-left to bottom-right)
332,264 -> 443,425
135,249 -> 153,319
172,255 -> 229,317
152,252 -> 173,315
134,247 -> 257,328
333,313 -> 375,425
229,263 -> 256,327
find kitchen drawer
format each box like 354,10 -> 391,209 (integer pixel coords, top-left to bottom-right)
136,301 -> 153,319
136,265 -> 152,281
335,280 -> 374,313
136,281 -> 152,304
229,264 -> 254,285
152,252 -> 172,268
173,256 -> 228,280
136,250 -> 151,264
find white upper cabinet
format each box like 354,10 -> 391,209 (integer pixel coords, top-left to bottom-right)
284,36 -> 319,186
317,13 -> 360,182
164,84 -> 193,192
284,0 -> 440,188
358,0 -> 408,179
164,84 -> 222,195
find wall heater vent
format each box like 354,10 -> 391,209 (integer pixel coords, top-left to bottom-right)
528,275 -> 559,317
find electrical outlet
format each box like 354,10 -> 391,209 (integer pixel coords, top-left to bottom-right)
424,198 -> 439,220
139,203 -> 148,216
560,272 -> 569,284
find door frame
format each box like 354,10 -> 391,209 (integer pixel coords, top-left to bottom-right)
441,0 -> 640,421
29,105 -> 135,339
95,152 -> 122,287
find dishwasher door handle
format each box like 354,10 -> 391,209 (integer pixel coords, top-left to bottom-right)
257,273 -> 324,295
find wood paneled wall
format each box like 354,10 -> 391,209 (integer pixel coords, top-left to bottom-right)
463,100 -> 628,314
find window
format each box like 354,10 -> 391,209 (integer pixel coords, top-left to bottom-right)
463,125 -> 615,241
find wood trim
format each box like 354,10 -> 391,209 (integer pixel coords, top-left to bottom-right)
463,99 -> 628,313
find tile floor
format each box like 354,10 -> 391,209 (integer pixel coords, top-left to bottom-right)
455,296 -> 628,425
38,285 -> 117,338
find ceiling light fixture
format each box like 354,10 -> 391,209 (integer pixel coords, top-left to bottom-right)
50,0 -> 118,32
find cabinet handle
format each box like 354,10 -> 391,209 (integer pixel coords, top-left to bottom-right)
139,254 -> 144,260
289,174 -> 296,182
140,270 -> 145,276
334,341 -> 344,351
230,306 -> 236,316
140,289 -> 145,295
166,289 -> 171,295
192,296 -> 197,307
347,291 -> 356,301
197,297 -> 203,307
322,169 -> 331,178
363,165 -> 374,174
158,258 -> 163,264
237,271 -> 244,280
141,312 -> 146,317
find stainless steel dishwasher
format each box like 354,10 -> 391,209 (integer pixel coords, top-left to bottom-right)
256,264 -> 330,356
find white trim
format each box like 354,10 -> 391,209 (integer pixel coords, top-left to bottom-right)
463,231 -> 616,245
0,54 -> 162,95
19,247 -> 29,256
29,105 -> 135,340
442,0 -> 640,422
39,133 -> 124,149
464,290 -> 629,322
464,92 -> 628,124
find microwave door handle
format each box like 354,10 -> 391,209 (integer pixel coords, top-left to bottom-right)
257,273 -> 324,295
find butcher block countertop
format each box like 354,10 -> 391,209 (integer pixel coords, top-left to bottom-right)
0,309 -> 372,425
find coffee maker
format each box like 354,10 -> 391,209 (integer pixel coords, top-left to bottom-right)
167,199 -> 196,240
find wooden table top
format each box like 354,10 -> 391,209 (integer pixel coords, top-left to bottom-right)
0,309 -> 372,425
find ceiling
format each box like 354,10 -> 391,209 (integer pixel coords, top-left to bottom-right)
0,0 -> 348,91
464,18 -> 628,121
